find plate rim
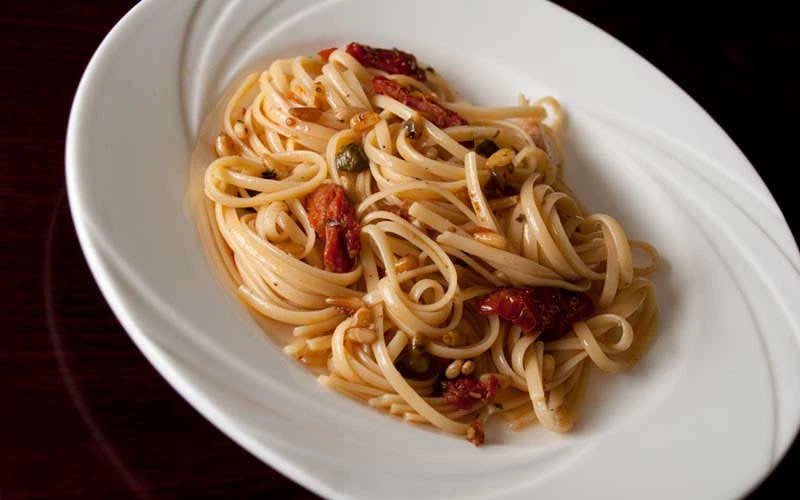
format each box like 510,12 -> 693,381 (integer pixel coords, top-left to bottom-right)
65,0 -> 800,498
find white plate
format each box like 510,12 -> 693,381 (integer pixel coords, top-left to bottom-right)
66,0 -> 800,498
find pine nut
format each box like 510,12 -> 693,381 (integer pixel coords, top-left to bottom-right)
215,134 -> 235,157
394,254 -> 419,273
472,229 -> 507,249
485,148 -> 515,171
350,110 -> 380,133
353,307 -> 373,328
325,296 -> 364,311
347,327 -> 377,344
461,360 -> 476,376
445,359 -> 464,379
233,120 -> 248,140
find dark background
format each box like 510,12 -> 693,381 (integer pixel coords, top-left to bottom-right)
1,1 -> 796,498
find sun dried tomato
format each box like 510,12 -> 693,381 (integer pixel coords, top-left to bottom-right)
442,374 -> 499,410
318,47 -> 337,63
305,184 -> 361,272
476,287 -> 594,340
345,42 -> 426,81
371,76 -> 467,129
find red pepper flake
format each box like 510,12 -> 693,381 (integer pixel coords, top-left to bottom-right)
305,184 -> 361,272
345,42 -> 426,81
318,47 -> 336,62
476,287 -> 594,340
442,374 -> 499,410
371,76 -> 467,129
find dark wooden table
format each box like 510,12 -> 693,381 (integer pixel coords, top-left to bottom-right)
1,1 -> 797,498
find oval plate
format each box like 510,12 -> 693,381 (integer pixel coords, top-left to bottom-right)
66,0 -> 800,498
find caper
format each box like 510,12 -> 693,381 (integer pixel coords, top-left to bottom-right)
395,342 -> 433,379
398,350 -> 430,374
475,139 -> 500,157
408,352 -> 430,373
490,168 -> 507,192
335,143 -> 370,172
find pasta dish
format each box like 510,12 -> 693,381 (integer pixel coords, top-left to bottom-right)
199,43 -> 659,445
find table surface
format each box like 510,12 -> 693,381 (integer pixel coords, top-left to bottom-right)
1,1 -> 797,498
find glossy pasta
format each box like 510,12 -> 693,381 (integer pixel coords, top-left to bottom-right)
199,43 -> 659,445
